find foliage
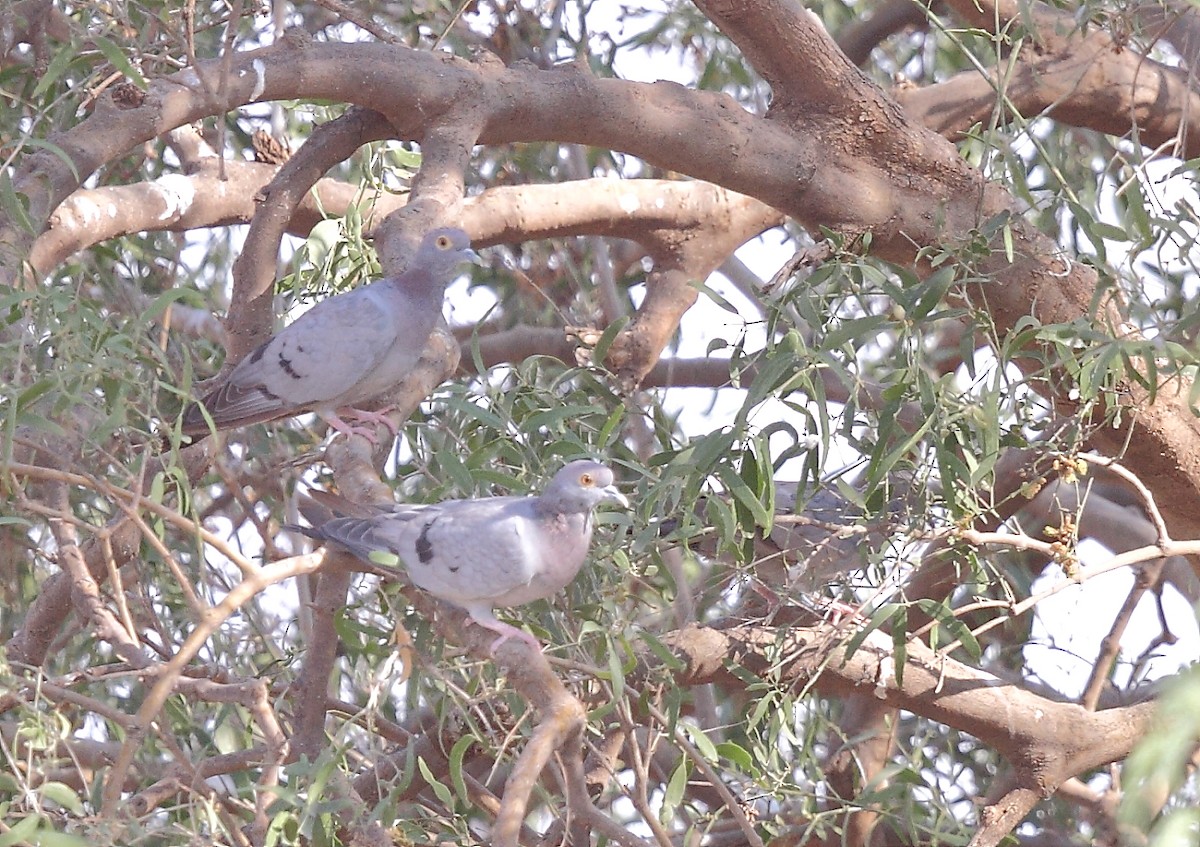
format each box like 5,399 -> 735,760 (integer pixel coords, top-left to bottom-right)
3,2 -> 1200,846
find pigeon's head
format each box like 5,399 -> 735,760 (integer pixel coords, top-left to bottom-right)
416,226 -> 479,279
544,460 -> 630,514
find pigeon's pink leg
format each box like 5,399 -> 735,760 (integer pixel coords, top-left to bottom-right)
801,595 -> 866,625
338,406 -> 401,436
468,611 -> 542,654
321,412 -> 382,445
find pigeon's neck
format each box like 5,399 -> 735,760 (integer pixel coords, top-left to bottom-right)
534,499 -> 587,521
385,272 -> 443,307
535,503 -> 593,543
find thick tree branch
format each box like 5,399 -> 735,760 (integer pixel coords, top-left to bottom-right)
836,0 -> 931,66
662,622 -> 1157,793
896,30 -> 1200,158
691,0 -> 1200,577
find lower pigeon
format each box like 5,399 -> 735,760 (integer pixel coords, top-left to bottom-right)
293,460 -> 629,651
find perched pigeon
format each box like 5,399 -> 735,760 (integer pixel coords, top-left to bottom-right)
179,227 -> 477,443
293,460 -> 630,651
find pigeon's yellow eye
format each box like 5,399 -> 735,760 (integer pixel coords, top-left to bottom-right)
435,234 -> 452,249
579,472 -> 594,486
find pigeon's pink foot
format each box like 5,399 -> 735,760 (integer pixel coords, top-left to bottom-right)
322,412 -> 382,446
475,618 -> 541,655
338,405 -> 400,437
804,595 -> 865,625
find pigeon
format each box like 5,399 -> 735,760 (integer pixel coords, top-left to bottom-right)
179,227 -> 477,443
293,460 -> 630,651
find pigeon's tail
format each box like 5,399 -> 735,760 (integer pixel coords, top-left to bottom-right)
178,385 -> 294,437
286,513 -> 403,573
302,489 -> 380,520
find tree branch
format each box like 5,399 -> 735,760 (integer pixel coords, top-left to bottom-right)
662,621 -> 1157,793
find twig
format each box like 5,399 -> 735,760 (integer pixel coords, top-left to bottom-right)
941,538 -> 1200,655
616,701 -> 675,847
1075,452 -> 1172,544
560,726 -> 654,847
309,0 -> 401,44
1079,557 -> 1167,712
100,551 -> 325,812
645,701 -> 765,847
4,461 -> 260,577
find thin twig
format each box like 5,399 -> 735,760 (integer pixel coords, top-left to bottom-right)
100,551 -> 325,812
645,700 -> 765,847
5,461 -> 260,577
309,0 -> 401,43
1079,558 -> 1166,712
1075,452 -> 1172,543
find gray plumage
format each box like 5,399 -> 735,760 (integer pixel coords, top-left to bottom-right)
180,227 -> 476,442
295,460 -> 630,651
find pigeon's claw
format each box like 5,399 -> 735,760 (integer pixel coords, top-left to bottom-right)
322,412 -> 382,446
474,617 -> 542,655
339,406 -> 400,437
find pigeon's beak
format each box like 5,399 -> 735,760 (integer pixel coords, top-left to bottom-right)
599,485 -> 630,509
463,248 -> 483,266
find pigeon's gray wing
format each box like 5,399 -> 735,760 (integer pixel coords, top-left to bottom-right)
371,498 -> 544,607
182,287 -> 396,433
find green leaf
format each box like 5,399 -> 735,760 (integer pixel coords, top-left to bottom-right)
864,413 -> 933,492
680,721 -> 719,763
606,634 -> 627,700
597,403 -> 626,447
448,734 -> 475,805
662,760 -> 688,823
265,810 -> 300,847
716,464 -> 772,531
823,314 -> 887,351
0,815 -> 42,847
637,631 -> 685,671
688,429 -> 736,474
909,266 -> 956,320
691,280 -> 741,315
716,741 -> 755,773
524,404 -> 605,433
591,314 -> 630,367
439,394 -> 506,430
417,756 -> 455,808
367,549 -> 401,568
31,831 -> 89,847
1090,221 -> 1130,242
843,603 -> 901,662
915,599 -> 981,660
31,45 -> 76,99
738,344 -> 805,419
37,781 -> 85,814
891,605 -> 908,688
93,34 -> 148,88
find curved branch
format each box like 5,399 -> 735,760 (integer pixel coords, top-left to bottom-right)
662,621 -> 1157,793
896,33 -> 1200,157
836,0 -> 931,66
226,107 -> 394,362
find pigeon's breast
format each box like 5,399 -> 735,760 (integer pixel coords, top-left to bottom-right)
489,512 -> 592,607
